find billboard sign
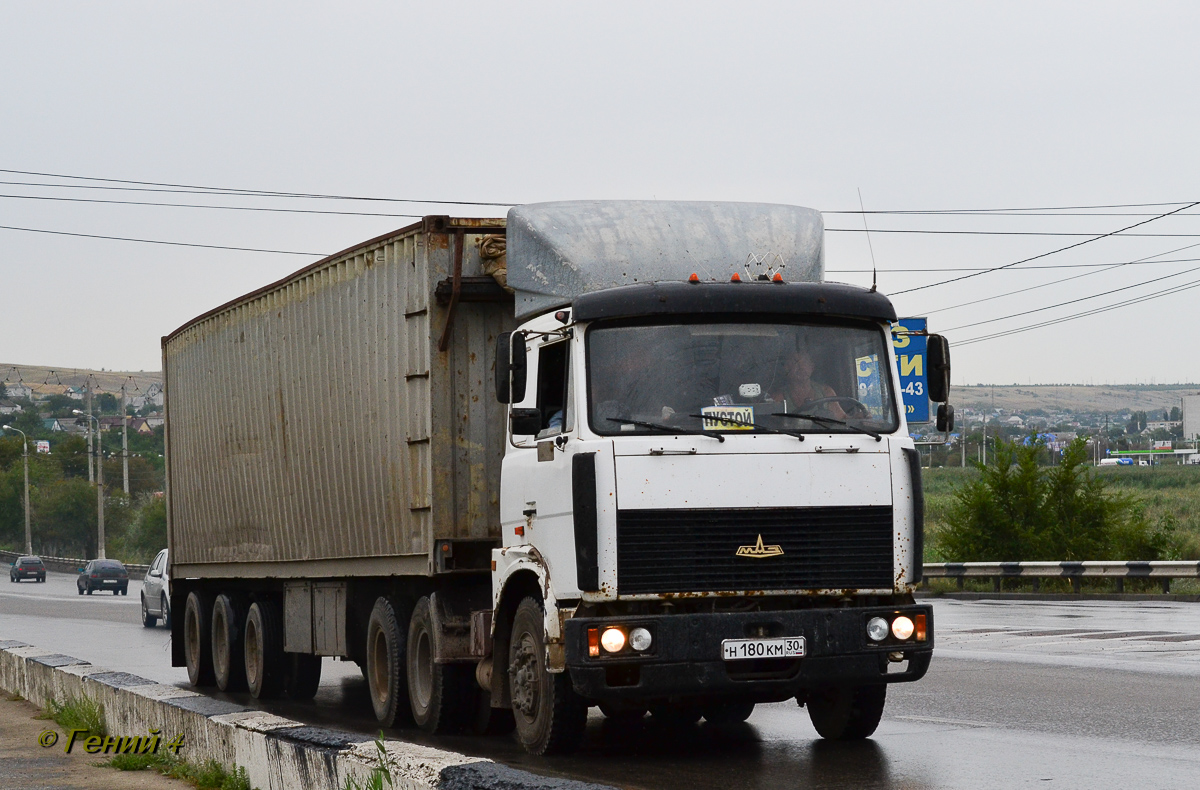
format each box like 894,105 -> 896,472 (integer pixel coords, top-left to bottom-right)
892,318 -> 929,423
35,440 -> 50,454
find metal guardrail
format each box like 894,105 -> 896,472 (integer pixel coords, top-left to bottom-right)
0,549 -> 150,580
924,561 -> 1200,594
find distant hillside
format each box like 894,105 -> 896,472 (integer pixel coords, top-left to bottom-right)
952,384 -> 1200,414
1,363 -> 161,398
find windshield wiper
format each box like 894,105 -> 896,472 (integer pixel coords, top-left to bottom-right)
772,412 -> 882,441
685,414 -> 804,442
606,417 -> 726,442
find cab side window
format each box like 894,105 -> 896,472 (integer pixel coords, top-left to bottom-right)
535,341 -> 570,436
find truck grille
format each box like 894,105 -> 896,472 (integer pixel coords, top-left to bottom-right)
616,506 -> 894,594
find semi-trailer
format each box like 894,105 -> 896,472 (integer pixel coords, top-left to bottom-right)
163,200 -> 950,754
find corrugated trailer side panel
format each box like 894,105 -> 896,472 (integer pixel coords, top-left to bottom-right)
164,221 -> 511,575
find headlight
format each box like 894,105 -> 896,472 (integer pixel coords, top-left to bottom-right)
867,617 -> 889,642
629,627 -> 652,652
891,616 -> 915,640
600,627 -> 626,653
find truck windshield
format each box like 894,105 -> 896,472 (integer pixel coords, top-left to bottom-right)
586,320 -> 900,436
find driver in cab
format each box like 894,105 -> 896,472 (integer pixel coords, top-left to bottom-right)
770,340 -> 848,420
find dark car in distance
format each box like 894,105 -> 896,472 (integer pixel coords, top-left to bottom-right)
77,559 -> 129,595
9,556 -> 46,583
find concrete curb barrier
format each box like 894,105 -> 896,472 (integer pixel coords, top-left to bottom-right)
0,639 -> 614,790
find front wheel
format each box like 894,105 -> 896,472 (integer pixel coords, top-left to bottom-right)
806,684 -> 886,740
508,597 -> 587,755
141,593 -> 157,628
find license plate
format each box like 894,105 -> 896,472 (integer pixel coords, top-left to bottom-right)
721,636 -> 806,661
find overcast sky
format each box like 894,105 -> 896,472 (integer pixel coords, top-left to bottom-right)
3,1 -> 1200,386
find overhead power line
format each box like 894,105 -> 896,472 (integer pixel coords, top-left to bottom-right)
826,228 -> 1200,238
941,262 -> 1200,332
0,168 -> 515,207
955,276 -> 1200,346
823,201 -> 1196,214
926,242 -> 1200,314
0,224 -> 324,255
0,192 -> 425,218
888,200 -> 1200,297
828,256 -> 1200,273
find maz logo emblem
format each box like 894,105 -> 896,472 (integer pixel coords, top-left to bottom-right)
735,534 -> 784,558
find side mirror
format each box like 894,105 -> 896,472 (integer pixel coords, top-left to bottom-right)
936,403 -> 955,433
494,331 -> 528,404
510,407 -> 541,436
927,334 -> 951,403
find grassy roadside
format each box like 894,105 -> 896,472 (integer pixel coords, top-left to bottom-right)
924,465 -> 1200,562
37,694 -> 253,790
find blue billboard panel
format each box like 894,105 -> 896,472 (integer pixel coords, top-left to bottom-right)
892,318 -> 929,423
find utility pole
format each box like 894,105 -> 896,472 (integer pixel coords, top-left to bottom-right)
85,381 -> 94,483
1,426 -> 31,554
121,380 -> 129,496
97,420 -> 105,558
74,410 -> 105,558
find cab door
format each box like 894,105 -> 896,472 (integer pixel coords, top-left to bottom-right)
500,334 -> 587,600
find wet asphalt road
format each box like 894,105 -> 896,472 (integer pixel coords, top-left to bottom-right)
4,572 -> 1200,789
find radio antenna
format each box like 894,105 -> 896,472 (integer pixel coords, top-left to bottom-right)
858,188 -> 878,292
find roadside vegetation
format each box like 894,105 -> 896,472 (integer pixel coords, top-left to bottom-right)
104,752 -> 253,790
41,694 -> 107,737
0,420 -> 166,563
925,437 -> 1200,564
37,693 -> 254,790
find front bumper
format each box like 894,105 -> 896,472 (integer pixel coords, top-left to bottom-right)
564,604 -> 933,703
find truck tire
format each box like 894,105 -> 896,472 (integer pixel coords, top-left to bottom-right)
366,597 -> 409,727
285,653 -> 322,700
508,597 -> 587,755
244,600 -> 285,699
211,594 -> 247,692
183,591 -> 215,687
806,684 -> 886,740
407,596 -> 475,734
702,701 -> 755,726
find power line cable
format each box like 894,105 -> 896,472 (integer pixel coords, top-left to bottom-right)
0,224 -> 324,256
0,168 -> 515,206
941,262 -> 1200,332
828,255 -> 1200,273
823,201 -> 1195,214
887,201 -> 1200,296
0,192 -> 426,218
955,277 -> 1200,346
826,228 -> 1200,238
926,242 -> 1200,314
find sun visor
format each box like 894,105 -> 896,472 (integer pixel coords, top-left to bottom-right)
506,200 -> 825,320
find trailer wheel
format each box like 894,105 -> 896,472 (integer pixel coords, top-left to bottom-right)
366,597 -> 409,727
407,596 -> 475,733
183,591 -> 215,686
285,653 -> 323,700
211,594 -> 247,692
508,597 -> 587,755
806,684 -> 886,740
244,600 -> 285,699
